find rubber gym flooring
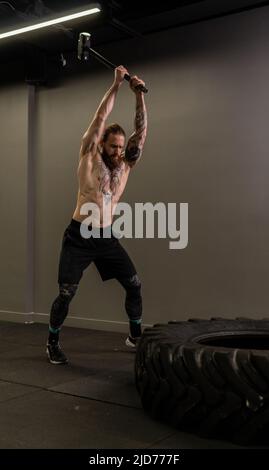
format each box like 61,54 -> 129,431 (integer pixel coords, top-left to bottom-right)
0,320 -> 250,449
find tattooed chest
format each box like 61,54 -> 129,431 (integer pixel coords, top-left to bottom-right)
97,160 -> 125,196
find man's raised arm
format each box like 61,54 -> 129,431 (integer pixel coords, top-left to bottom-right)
80,65 -> 128,158
125,76 -> 148,168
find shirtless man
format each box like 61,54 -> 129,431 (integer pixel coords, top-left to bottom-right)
46,66 -> 147,364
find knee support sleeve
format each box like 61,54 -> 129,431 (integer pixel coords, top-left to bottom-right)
50,283 -> 78,329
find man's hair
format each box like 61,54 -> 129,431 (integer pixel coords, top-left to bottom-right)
103,123 -> 126,142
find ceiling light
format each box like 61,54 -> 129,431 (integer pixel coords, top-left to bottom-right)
0,4 -> 101,40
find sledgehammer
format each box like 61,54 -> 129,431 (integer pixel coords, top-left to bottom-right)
78,32 -> 148,93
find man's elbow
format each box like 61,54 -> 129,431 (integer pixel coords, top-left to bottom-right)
125,146 -> 142,165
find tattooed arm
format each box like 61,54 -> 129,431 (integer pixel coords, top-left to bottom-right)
125,76 -> 147,168
80,65 -> 128,159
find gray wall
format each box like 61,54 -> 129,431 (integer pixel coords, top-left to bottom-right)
1,6 -> 269,330
0,84 -> 28,316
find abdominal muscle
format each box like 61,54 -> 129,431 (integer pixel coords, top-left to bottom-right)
72,190 -> 118,227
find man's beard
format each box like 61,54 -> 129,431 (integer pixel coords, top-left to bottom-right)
101,148 -> 121,171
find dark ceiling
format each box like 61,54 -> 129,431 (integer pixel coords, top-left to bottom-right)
0,0 -> 268,77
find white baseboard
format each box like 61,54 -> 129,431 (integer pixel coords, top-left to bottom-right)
0,309 -> 150,333
0,310 -> 35,324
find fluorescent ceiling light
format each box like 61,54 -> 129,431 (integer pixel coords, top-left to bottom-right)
0,5 -> 101,40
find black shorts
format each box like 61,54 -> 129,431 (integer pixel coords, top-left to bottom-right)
58,219 -> 137,284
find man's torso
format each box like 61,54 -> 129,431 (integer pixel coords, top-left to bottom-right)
72,148 -> 130,226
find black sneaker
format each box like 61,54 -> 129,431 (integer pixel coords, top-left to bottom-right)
46,342 -> 68,365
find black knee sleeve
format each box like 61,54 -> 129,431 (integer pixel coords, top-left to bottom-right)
50,283 -> 78,330
122,274 -> 142,290
59,284 -> 78,299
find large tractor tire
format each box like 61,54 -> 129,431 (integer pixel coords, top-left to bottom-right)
135,318 -> 269,445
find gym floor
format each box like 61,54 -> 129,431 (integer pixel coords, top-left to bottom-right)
0,320 -> 247,449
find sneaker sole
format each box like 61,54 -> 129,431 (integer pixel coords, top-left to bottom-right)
46,348 -> 68,365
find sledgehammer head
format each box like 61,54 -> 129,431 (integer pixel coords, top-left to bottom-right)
78,32 -> 91,61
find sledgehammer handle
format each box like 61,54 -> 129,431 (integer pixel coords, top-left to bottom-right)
90,48 -> 148,94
